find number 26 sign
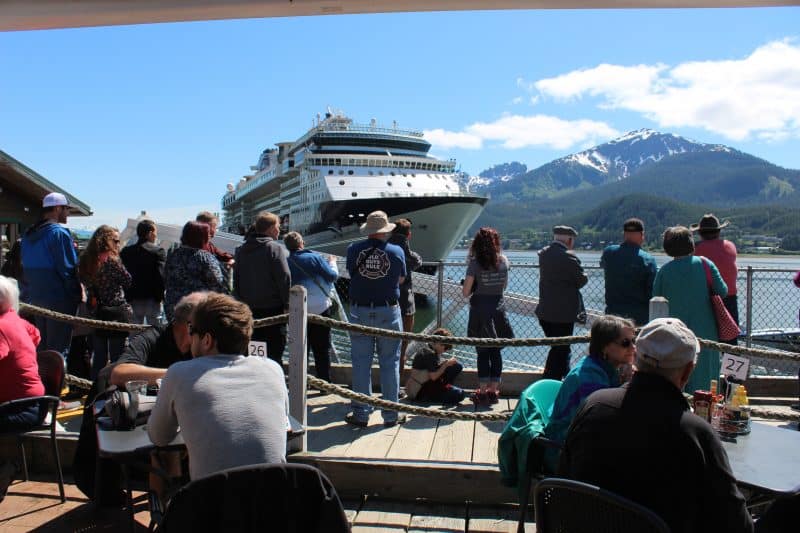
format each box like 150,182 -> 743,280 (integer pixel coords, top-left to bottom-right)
720,353 -> 750,381
248,341 -> 267,357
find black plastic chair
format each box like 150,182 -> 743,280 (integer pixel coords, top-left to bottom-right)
516,435 -> 562,533
156,463 -> 349,533
0,350 -> 66,502
534,478 -> 671,533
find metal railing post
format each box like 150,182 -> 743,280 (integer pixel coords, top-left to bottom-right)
436,261 -> 444,328
745,266 -> 753,348
288,285 -> 308,453
649,297 -> 669,321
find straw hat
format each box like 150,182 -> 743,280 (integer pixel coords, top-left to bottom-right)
690,214 -> 729,232
360,211 -> 396,234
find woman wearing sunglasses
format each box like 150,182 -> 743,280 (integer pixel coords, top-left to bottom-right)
542,314 -> 636,465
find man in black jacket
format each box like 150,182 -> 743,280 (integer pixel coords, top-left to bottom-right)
558,318 -> 754,533
535,225 -> 588,379
120,219 -> 166,325
233,211 -> 291,366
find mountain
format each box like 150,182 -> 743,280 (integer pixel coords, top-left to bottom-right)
482,129 -> 737,199
464,161 -> 527,190
468,129 -> 800,248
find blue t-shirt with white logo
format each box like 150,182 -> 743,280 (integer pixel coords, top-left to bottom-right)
346,238 -> 406,304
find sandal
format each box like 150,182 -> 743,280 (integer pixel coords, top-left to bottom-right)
469,391 -> 485,405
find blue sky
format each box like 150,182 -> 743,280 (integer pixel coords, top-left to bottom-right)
1,7 -> 798,230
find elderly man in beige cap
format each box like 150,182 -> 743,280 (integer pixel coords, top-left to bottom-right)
558,318 -> 757,533
344,211 -> 407,428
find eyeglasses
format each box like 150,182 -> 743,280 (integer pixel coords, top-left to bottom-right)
615,338 -> 636,348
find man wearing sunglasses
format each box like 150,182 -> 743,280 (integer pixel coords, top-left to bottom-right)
149,292 -> 289,480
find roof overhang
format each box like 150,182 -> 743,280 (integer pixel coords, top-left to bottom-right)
0,150 -> 92,216
1,0 -> 797,32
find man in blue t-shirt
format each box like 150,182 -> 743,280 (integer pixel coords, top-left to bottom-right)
345,210 -> 407,428
600,218 -> 658,326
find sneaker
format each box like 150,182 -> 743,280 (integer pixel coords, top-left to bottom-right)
486,391 -> 500,405
384,414 -> 408,427
344,413 -> 368,428
469,391 -> 485,405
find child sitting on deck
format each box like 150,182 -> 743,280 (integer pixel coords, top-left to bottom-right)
405,328 -> 465,404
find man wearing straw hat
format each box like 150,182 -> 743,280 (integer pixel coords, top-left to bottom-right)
692,214 -> 740,344
344,211 -> 407,428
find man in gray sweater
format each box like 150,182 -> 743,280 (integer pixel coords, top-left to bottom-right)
233,211 -> 291,366
148,292 -> 289,480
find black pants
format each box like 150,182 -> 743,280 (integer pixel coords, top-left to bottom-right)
251,306 -> 287,368
539,319 -> 574,380
308,307 -> 332,382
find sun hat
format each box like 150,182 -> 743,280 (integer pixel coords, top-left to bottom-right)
690,214 -> 729,232
42,192 -> 70,208
360,211 -> 396,234
635,317 -> 700,369
552,225 -> 578,237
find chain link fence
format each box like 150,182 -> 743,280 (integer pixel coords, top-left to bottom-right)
334,260 -> 800,377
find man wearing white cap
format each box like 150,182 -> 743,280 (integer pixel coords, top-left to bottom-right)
558,318 -> 754,533
20,192 -> 81,355
344,211 -> 407,428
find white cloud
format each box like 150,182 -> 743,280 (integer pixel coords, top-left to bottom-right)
511,96 -> 524,105
533,39 -> 800,141
425,115 -> 619,151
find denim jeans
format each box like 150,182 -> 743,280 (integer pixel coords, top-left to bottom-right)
476,347 -> 503,384
32,299 -> 77,356
349,304 -> 402,423
0,402 -> 42,432
130,298 -> 162,326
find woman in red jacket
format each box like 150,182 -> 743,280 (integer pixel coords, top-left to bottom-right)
0,275 -> 45,431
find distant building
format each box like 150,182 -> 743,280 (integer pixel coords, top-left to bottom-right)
0,149 -> 92,262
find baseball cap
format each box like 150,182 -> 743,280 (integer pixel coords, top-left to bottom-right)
42,192 -> 71,208
552,225 -> 578,237
635,317 -> 700,369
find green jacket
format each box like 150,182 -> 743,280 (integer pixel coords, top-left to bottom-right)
498,384 -> 548,491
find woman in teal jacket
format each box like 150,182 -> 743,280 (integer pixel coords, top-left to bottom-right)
653,226 -> 727,393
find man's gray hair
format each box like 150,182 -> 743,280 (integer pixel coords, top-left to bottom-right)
172,292 -> 208,324
0,275 -> 20,314
635,357 -> 696,382
554,233 -> 572,245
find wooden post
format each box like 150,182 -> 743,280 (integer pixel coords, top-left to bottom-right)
649,297 -> 669,321
288,285 -> 307,453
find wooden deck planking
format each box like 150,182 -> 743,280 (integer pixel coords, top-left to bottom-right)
472,399 -> 513,464
428,406 -> 476,462
469,505 -> 535,532
306,392 -> 361,456
385,411 -> 439,460
408,503 -> 467,532
344,409 -> 403,458
351,499 -> 414,532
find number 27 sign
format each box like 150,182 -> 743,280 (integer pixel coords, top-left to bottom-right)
720,353 -> 750,381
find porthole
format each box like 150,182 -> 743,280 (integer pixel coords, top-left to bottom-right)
411,174 -> 416,177
348,170 -> 354,175
402,173 -> 407,177
379,171 -> 384,176
407,182 -> 412,187
328,170 -> 334,175
351,192 -> 358,197
368,171 -> 374,176
339,180 -> 345,185
390,172 -> 396,176
387,181 -> 392,186
339,170 -> 344,175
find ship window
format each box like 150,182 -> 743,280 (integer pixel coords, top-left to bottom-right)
328,170 -> 333,175
335,159 -> 341,165
351,192 -> 358,197
348,170 -> 354,175
390,172 -> 396,176
339,180 -> 345,185
368,171 -> 373,176
339,170 -> 344,175
411,174 -> 416,177
402,173 -> 407,177
407,182 -> 412,187
379,171 -> 384,176
387,181 -> 392,186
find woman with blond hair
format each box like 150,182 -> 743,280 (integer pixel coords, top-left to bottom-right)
79,225 -> 133,380
462,227 -> 513,405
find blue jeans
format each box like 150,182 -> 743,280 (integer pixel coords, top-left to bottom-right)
32,299 -> 77,356
349,304 -> 402,423
130,298 -> 162,326
0,403 -> 43,432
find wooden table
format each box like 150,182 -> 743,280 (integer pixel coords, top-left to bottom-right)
721,421 -> 800,499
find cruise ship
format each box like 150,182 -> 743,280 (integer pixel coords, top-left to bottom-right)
220,110 -> 487,261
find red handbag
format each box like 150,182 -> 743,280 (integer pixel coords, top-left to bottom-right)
701,258 -> 740,342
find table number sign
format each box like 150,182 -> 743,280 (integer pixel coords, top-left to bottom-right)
248,341 -> 267,357
720,352 -> 750,382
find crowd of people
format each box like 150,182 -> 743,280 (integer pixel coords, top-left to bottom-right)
3,190 -> 798,530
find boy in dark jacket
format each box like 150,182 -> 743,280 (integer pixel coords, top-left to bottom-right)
406,328 -> 465,404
